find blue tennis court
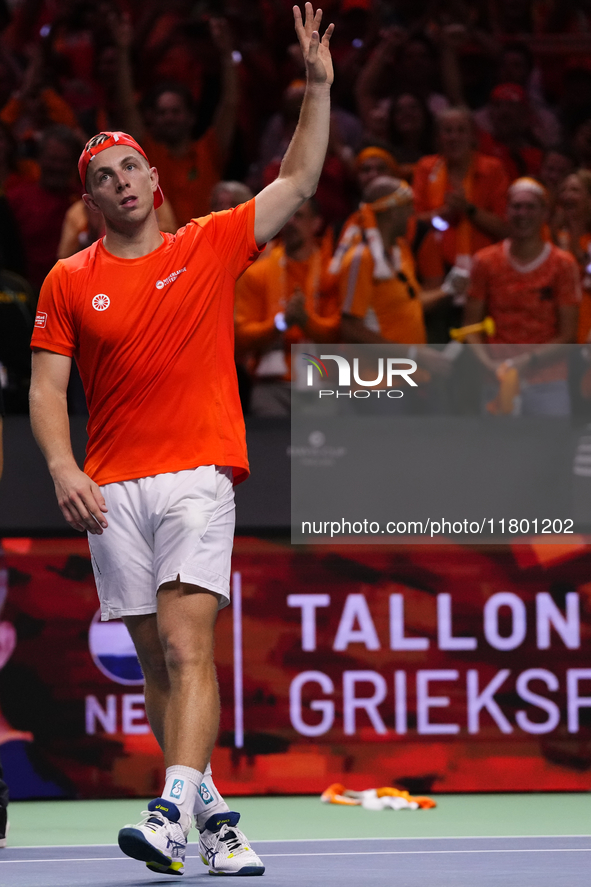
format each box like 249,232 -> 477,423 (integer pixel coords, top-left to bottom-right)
1,834 -> 590,886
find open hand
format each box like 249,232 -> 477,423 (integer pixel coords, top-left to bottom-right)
293,3 -> 334,86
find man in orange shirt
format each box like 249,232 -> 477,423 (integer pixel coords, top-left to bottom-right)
113,15 -> 238,226
235,199 -> 339,416
412,107 -> 509,282
28,4 -> 334,878
465,177 -> 580,415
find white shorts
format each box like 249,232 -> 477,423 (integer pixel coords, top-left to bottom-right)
88,466 -> 235,621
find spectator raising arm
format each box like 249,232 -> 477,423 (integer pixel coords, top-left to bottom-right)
111,10 -> 238,160
254,3 -> 334,247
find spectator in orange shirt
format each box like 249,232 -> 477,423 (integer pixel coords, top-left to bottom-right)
337,177 -> 465,347
0,45 -> 82,157
413,107 -> 509,286
235,199 -> 339,416
113,15 -> 238,226
465,177 -> 580,416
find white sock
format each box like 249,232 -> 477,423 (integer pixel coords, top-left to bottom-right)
162,765 -> 202,820
194,762 -> 230,830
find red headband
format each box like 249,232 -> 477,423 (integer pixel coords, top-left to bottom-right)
78,131 -> 164,208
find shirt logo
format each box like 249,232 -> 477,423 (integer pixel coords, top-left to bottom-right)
35,311 -> 47,328
92,293 -> 110,311
155,267 -> 187,290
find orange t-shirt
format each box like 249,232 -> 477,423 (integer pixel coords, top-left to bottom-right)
31,200 -> 262,486
469,240 -> 581,345
412,152 -> 509,274
142,129 -> 222,227
339,239 -> 426,345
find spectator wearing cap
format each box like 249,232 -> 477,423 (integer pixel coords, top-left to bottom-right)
477,83 -> 543,182
412,107 -> 509,286
473,43 -> 562,151
465,177 -> 580,416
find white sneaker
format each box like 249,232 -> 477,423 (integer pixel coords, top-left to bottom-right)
118,798 -> 190,876
199,812 -> 265,876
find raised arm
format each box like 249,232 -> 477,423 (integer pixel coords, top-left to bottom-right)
30,350 -> 108,534
254,3 -> 334,247
209,18 -> 239,160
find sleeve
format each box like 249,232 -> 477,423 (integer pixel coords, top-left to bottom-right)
234,262 -> 275,349
339,246 -> 374,319
467,250 -> 489,305
555,253 -> 583,306
197,198 -> 263,280
30,262 -> 77,356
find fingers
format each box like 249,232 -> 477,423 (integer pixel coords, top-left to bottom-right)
322,22 -> 334,46
59,488 -> 108,535
294,4 -> 326,39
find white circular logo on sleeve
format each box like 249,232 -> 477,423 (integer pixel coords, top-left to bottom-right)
92,293 -> 110,311
155,280 -> 164,290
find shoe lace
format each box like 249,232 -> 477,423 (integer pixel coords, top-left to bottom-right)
218,824 -> 247,854
138,809 -> 169,831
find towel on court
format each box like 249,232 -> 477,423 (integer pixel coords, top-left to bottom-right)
320,783 -> 436,810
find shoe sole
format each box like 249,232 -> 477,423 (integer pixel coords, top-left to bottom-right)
146,859 -> 184,876
118,827 -> 184,873
206,864 -> 265,876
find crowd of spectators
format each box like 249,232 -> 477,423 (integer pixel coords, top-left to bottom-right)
2,0 -> 591,416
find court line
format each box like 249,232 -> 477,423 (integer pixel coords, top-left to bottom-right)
2,848 -> 591,864
7,834 -> 591,849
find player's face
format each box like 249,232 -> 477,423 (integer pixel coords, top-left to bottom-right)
507,192 -> 546,239
84,145 -> 157,226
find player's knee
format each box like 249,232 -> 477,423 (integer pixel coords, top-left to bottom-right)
162,635 -> 214,676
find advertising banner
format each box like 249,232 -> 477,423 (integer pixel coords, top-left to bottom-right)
1,536 -> 591,798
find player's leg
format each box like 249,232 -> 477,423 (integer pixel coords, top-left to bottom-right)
123,611 -> 228,823
123,613 -> 168,750
152,466 -> 264,875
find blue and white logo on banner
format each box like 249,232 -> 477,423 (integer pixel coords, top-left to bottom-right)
88,610 -> 144,685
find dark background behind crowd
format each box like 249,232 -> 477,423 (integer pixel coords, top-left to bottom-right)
2,0 -> 591,417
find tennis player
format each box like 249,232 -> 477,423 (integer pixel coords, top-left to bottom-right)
29,3 -> 333,877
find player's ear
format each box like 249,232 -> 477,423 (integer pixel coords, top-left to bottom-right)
83,192 -> 101,214
149,165 -> 159,194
